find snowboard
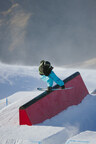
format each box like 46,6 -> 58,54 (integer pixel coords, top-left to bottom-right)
37,87 -> 73,91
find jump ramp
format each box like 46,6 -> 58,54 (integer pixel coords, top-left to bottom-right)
19,72 -> 89,125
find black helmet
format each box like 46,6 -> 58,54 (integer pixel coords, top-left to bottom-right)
44,61 -> 51,67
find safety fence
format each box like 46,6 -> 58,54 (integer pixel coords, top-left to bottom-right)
66,139 -> 90,144
29,141 -> 42,144
2,139 -> 42,144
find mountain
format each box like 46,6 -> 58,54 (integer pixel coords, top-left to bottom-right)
0,0 -> 96,66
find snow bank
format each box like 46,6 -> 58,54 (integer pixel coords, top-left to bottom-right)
0,125 -> 65,144
65,131 -> 96,144
0,64 -> 96,144
0,92 -> 96,144
0,63 -> 96,99
0,63 -> 43,99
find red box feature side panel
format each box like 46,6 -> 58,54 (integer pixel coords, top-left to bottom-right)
19,109 -> 32,125
19,72 -> 89,125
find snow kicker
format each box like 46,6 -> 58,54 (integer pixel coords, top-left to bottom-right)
19,72 -> 89,125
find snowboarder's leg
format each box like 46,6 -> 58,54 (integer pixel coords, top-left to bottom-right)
49,71 -> 64,86
40,75 -> 53,87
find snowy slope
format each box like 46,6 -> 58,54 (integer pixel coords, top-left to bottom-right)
65,131 -> 96,144
0,63 -> 96,99
0,63 -> 96,144
0,63 -> 43,100
0,91 -> 78,144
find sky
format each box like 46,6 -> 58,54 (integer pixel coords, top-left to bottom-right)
0,0 -> 96,67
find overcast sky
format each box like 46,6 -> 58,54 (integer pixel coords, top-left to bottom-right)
0,0 -> 96,67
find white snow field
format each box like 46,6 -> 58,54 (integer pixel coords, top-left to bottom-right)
0,63 -> 96,144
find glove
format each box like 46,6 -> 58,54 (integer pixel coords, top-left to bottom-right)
61,85 -> 65,89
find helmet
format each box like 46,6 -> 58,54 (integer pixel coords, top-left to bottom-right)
44,61 -> 51,67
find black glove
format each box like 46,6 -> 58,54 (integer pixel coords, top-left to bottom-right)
61,85 -> 65,89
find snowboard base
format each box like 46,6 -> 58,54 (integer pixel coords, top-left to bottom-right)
37,87 -> 73,91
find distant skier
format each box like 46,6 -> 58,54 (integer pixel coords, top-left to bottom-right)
39,60 -> 65,91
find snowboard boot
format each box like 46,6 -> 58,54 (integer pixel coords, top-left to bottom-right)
47,86 -> 52,91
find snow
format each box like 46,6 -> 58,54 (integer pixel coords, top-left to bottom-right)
0,63 -> 96,144
65,131 -> 96,144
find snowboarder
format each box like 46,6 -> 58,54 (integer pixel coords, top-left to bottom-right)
39,60 -> 65,91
